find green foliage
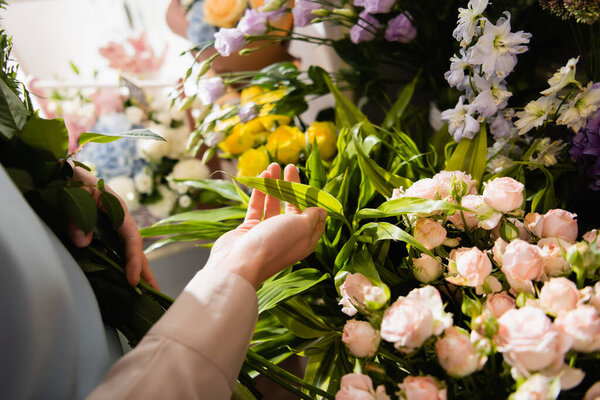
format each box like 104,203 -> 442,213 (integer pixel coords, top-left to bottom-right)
445,124 -> 488,186
78,129 -> 165,147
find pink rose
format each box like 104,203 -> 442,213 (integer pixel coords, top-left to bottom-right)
537,237 -> 573,277
435,327 -> 482,377
583,229 -> 600,246
501,239 -> 544,294
496,306 -> 571,374
585,381 -> 600,400
509,374 -> 559,399
412,254 -> 442,283
542,209 -> 578,242
400,178 -> 441,200
492,238 -> 508,265
335,373 -> 390,400
540,278 -> 580,317
447,194 -> 501,230
581,282 -> 600,314
555,305 -> 600,352
339,273 -> 386,316
524,212 -> 544,238
432,170 -> 477,199
414,218 -> 447,250
398,376 -> 447,400
482,177 -> 524,213
447,247 -> 492,287
381,286 -> 452,353
484,291 -> 516,318
342,320 -> 380,358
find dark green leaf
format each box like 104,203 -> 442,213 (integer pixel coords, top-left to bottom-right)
60,187 -> 98,234
5,167 -> 34,192
357,197 -> 471,220
73,160 -> 91,171
0,77 -> 27,140
20,116 -> 68,159
78,129 -> 165,147
258,269 -> 330,314
100,191 -> 125,230
382,72 -> 419,130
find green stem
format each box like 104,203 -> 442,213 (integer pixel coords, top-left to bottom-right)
88,246 -> 174,304
245,350 -> 335,399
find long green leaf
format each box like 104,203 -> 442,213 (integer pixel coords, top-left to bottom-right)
258,269 -> 329,314
357,197 -> 471,220
155,206 -> 246,225
358,222 -> 435,257
235,176 -> 344,218
445,123 -> 487,185
307,138 -> 327,189
176,178 -> 243,202
139,220 -> 237,237
383,72 -> 419,130
78,129 -> 165,146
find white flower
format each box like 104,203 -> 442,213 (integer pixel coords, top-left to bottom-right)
179,194 -> 193,208
469,13 -> 531,78
514,95 -> 560,135
137,123 -> 172,162
528,138 -> 567,168
541,57 -> 580,96
508,374 -> 560,400
134,172 -> 154,195
429,102 -> 444,131
106,175 -> 140,212
453,0 -> 489,46
125,106 -> 145,125
440,96 -> 480,142
147,185 -> 178,219
489,111 -> 515,138
472,75 -> 512,114
557,82 -> 600,132
445,49 -> 471,89
171,158 -> 210,181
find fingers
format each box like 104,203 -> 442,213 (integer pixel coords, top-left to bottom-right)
264,163 -> 282,219
284,164 -> 302,214
302,207 -> 328,249
118,213 -> 148,288
67,222 -> 93,248
245,170 -> 269,222
140,256 -> 160,290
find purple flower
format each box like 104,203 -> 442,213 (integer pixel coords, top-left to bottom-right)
198,77 -> 226,104
354,0 -> 395,14
570,110 -> 600,190
238,102 -> 259,122
238,9 -> 268,35
214,28 -> 246,57
260,0 -> 289,21
349,11 -> 381,44
385,12 -> 417,43
292,0 -> 320,27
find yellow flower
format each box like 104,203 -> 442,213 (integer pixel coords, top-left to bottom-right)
219,124 -> 254,155
241,86 -> 265,105
241,119 -> 269,144
203,0 -> 247,28
266,125 -> 305,164
215,114 -> 240,132
257,114 -> 292,131
237,147 -> 271,177
307,121 -> 337,160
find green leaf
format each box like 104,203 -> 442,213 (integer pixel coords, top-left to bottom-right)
0,77 -> 27,140
303,338 -> 350,397
232,382 -> 258,400
258,269 -> 330,314
73,160 -> 92,171
78,129 -> 165,147
358,222 -> 434,257
307,138 -> 327,189
445,123 -> 487,185
382,72 -> 419,130
176,178 -> 242,203
357,197 -> 471,220
259,0 -> 287,11
235,176 -> 344,218
19,116 -> 68,159
139,220 -> 237,237
155,206 -> 246,225
100,191 -> 125,230
352,131 -> 409,198
321,71 -> 377,137
270,297 -> 332,339
5,167 -> 34,192
60,187 -> 98,234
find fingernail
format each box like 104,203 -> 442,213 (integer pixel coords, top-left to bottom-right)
318,208 -> 327,222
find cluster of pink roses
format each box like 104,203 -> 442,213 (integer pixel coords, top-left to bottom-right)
334,170 -> 600,399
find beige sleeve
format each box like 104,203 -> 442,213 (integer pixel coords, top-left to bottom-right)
87,268 -> 258,400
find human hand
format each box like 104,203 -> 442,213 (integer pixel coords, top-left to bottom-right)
68,165 -> 159,290
204,163 -> 327,289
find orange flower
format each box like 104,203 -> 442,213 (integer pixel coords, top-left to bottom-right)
204,0 -> 248,28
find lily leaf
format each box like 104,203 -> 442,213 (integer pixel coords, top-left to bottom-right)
155,206 -> 247,225
78,128 -> 165,147
383,72 -> 419,130
445,123 -> 487,185
357,197 -> 471,220
258,269 -> 329,314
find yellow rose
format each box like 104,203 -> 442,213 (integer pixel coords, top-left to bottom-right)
204,0 -> 248,28
307,121 -> 337,160
237,147 -> 271,177
219,124 -> 254,155
257,114 -> 292,131
241,119 -> 269,144
266,125 -> 304,164
240,86 -> 265,105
